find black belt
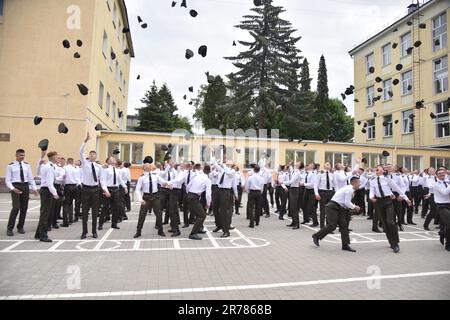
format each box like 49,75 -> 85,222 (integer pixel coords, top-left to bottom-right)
82,184 -> 99,189
376,196 -> 391,200
319,189 -> 334,192
65,184 -> 76,187
143,192 -> 158,196
305,188 -> 314,192
289,187 -> 299,189
107,187 -> 119,191
13,182 -> 28,185
250,190 -> 261,193
188,192 -> 201,198
41,187 -> 49,190
219,187 -> 232,190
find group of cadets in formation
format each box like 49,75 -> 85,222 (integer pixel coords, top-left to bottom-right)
5,133 -> 450,253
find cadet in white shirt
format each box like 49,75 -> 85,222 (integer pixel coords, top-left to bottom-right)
420,170 -> 431,218
303,164 -> 318,226
424,168 -> 439,231
369,165 -> 412,253
234,167 -> 244,216
159,161 -> 177,225
274,165 -> 288,220
245,165 -> 265,228
334,163 -> 351,191
5,149 -> 38,237
34,151 -> 60,242
186,164 -> 212,240
282,162 -> 305,229
258,158 -> 272,218
49,157 -> 65,230
134,163 -> 170,238
74,160 -> 82,222
209,168 -> 220,217
312,177 -> 361,253
409,170 -> 421,215
122,162 -> 132,212
163,161 -> 185,237
314,162 -> 335,229
62,158 -> 81,227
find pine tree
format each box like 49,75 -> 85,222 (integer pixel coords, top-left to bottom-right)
224,0 -> 303,134
312,55 -> 331,139
299,58 -> 312,93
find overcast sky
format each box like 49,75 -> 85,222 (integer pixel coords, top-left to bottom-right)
125,0 -> 417,121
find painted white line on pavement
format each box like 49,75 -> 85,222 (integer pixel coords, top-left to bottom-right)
2,240 -> 25,252
93,228 -> 114,251
48,241 -> 65,251
173,238 -> 181,249
2,270 -> 449,300
133,240 -> 141,250
233,228 -> 257,247
203,226 -> 220,248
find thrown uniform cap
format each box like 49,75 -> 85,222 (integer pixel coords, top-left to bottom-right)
163,152 -> 172,162
254,0 -> 263,6
233,41 -> 237,46
375,77 -> 383,83
137,75 -> 141,80
95,124 -> 103,131
77,83 -> 89,95
74,52 -> 81,59
58,123 -> 69,134
409,113 -> 415,119
189,86 -> 194,92
124,48 -> 130,55
137,16 -> 143,23
357,121 -> 362,125
392,43 -> 398,49
235,149 -> 241,154
354,99 -> 359,103
198,45 -> 208,57
322,139 -> 329,144
345,88 -> 353,95
190,10 -> 198,17
373,112 -> 378,117
298,138 -> 303,143
181,0 -> 187,8
288,138 -> 294,142
34,116 -> 43,126
143,156 -> 154,164
395,120 -> 399,124
430,112 -> 436,119
172,1 -> 177,7
416,100 -> 424,108
369,66 -> 375,74
382,151 -> 390,157
377,88 -> 383,93
341,93 -> 346,100
62,40 -> 70,49
382,121 -> 388,127
183,95 -> 187,100
111,51 -> 116,60
123,27 -> 130,33
361,128 -> 367,134
396,64 -> 403,71
407,21 -> 413,26
392,79 -> 400,86
113,149 -> 121,155
141,23 -> 148,29
419,23 -> 426,29
38,139 -> 49,152
77,40 -> 83,47
185,49 -> 194,59
393,28 -> 398,32
406,47 -> 414,54
414,40 -> 422,48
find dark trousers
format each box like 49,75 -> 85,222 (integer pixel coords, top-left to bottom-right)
234,184 -> 243,214
402,191 -> 414,223
247,190 -> 262,227
74,186 -> 81,221
275,187 -> 287,218
124,181 -> 131,211
298,186 -> 305,217
354,188 -> 366,215
268,185 -> 274,207
303,189 -> 317,224
160,188 -> 170,224
316,202 -> 350,246
217,189 -> 234,233
410,186 -> 421,214
35,188 -> 55,240
421,187 -> 430,218
288,187 -> 299,226
63,185 -> 78,225
375,197 -> 399,246
50,184 -> 64,226
424,195 -> 437,229
366,189 -> 374,219
212,185 -> 222,228
188,193 -> 206,235
261,184 -> 270,215
392,192 -> 403,226
99,188 -> 120,227
436,204 -> 450,247
318,190 -> 335,229
169,189 -> 181,231
182,185 -> 190,225
8,183 -> 29,231
137,193 -> 162,232
119,186 -> 127,219
81,186 -> 100,234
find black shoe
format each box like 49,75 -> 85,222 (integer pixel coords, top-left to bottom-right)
408,221 -> 417,225
220,232 -> 230,238
171,230 -> 181,237
249,225 -> 254,228
182,224 -> 190,229
40,238 -> 52,243
398,225 -> 404,232
189,234 -> 202,241
275,209 -> 279,213
168,229 -> 174,233
93,233 -> 98,239
134,232 -> 141,239
163,222 -> 169,225
279,217 -> 285,220
235,212 -> 240,215
111,225 -> 120,230
312,234 -> 320,247
367,217 -> 373,220
73,218 -> 79,222
372,228 -> 382,233
445,246 -> 450,252
61,224 -> 69,228
311,223 -> 319,227
342,245 -> 356,253
47,227 -> 52,232
439,234 -> 445,246
158,229 -> 166,237
7,230 -> 14,237
17,228 -> 25,234
286,224 -> 294,227
229,226 -> 235,230
393,244 -> 400,253
213,228 -> 221,233
265,214 -> 270,218
424,226 -> 430,231
348,229 -> 353,232
52,224 -> 60,229
122,216 -> 128,221
292,225 -> 300,230
198,230 -> 207,234
301,221 -> 309,225
98,226 -> 103,231
81,234 -> 87,240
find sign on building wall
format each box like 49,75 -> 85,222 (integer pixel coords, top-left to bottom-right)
0,133 -> 10,142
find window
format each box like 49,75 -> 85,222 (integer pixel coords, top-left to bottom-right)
115,61 -> 119,81
200,145 -> 236,163
402,70 -> 413,95
244,148 -> 276,169
117,20 -> 122,42
366,86 -> 374,107
109,48 -> 113,70
325,152 -> 353,167
106,93 -> 111,116
102,31 -> 108,58
285,150 -> 316,166
401,32 -> 411,57
155,144 -> 190,164
402,110 -> 414,134
367,119 -> 375,140
112,2 -> 117,28
383,115 -> 393,137
98,82 -> 104,108
434,101 -> 450,138
434,56 -> 448,94
362,153 -> 384,168
383,79 -> 392,101
123,80 -> 126,93
112,101 -> 116,122
430,157 -> 450,169
106,0 -> 111,11
366,52 -> 374,74
0,0 -> 4,23
119,71 -> 123,90
382,44 -> 391,66
432,12 -> 447,52
122,34 -> 126,50
397,155 -> 422,171
108,142 -> 144,164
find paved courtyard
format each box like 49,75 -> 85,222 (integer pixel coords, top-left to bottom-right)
0,193 -> 449,300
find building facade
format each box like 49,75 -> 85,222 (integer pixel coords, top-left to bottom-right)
0,0 -> 134,174
349,0 -> 450,148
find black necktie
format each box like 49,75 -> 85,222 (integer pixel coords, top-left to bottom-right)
168,171 -> 171,181
187,171 -> 191,185
149,173 -> 153,193
326,172 -> 330,190
113,167 -> 117,185
377,177 -> 385,198
434,177 -> 437,182
444,182 -> 448,188
306,173 -> 309,184
19,162 -> 25,183
220,172 -> 225,185
345,172 -> 349,185
92,163 -> 97,182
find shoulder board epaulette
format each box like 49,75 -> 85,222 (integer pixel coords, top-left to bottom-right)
24,162 -> 29,165
9,162 -> 14,165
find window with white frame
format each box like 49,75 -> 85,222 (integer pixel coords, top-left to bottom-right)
401,32 -> 412,57
383,79 -> 392,101
285,150 -> 316,166
119,71 -> 123,91
366,52 -> 374,74
106,92 -> 111,116
102,31 -> 108,58
382,44 -> 391,66
112,101 -> 116,122
362,153 -> 385,168
123,80 -> 126,93
432,12 -> 447,52
402,110 -> 414,134
112,2 -> 117,28
244,148 -> 276,169
0,0 -> 5,23
434,56 -> 448,94
108,48 -> 113,70
122,34 -> 126,50
430,157 -> 450,169
367,119 -> 375,139
366,86 -> 374,107
435,100 -> 450,138
117,20 -> 122,42
106,0 -> 111,11
200,145 -> 235,163
325,152 -> 353,167
402,70 -> 413,95
108,142 -> 144,164
155,144 -> 189,164
115,61 -> 119,82
383,115 -> 393,137
98,82 -> 104,108
397,155 -> 422,171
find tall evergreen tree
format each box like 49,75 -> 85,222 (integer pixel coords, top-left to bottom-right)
299,58 -> 312,93
224,0 -> 303,134
311,55 -> 331,139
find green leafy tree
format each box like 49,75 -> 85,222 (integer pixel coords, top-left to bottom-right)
328,98 -> 354,142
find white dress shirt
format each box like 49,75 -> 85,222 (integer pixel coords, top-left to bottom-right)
410,174 -> 420,187
314,171 -> 335,195
304,171 -> 317,190
5,161 -> 37,191
425,176 -> 438,193
186,172 -> 212,206
64,165 -> 81,185
54,166 -> 65,185
334,170 -> 350,190
245,174 -> 265,192
209,170 -> 219,185
369,175 -> 408,200
331,185 -> 356,210
430,179 -> 450,204
100,166 -> 127,192
40,162 -> 57,196
282,169 -> 304,188
211,158 -> 238,197
79,143 -> 101,186
121,167 -> 131,183
134,172 -> 168,202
